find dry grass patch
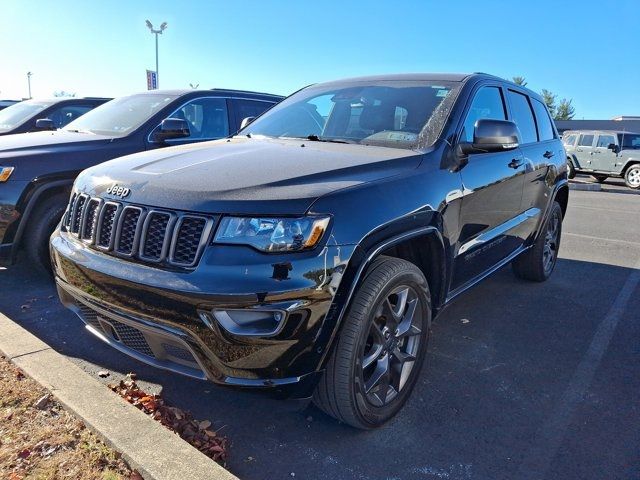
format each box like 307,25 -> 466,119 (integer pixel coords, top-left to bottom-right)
0,355 -> 138,480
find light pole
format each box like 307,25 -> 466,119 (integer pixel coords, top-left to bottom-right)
26,71 -> 33,99
145,20 -> 167,89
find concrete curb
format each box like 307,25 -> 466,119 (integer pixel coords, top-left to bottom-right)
0,311 -> 238,480
569,181 -> 602,191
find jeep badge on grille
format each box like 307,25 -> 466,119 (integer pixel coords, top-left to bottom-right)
106,184 -> 130,198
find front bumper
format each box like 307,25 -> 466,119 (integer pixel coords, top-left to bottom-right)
51,229 -> 355,398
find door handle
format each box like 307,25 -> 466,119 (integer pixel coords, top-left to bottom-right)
508,158 -> 524,169
543,151 -> 554,159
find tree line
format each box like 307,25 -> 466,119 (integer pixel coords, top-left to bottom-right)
512,77 -> 575,120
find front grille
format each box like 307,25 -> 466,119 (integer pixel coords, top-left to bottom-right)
75,302 -> 102,330
116,207 -> 142,255
161,343 -> 197,363
108,319 -> 155,357
81,199 -> 100,241
97,203 -> 118,248
63,194 -> 215,268
70,194 -> 87,234
142,212 -> 171,260
172,217 -> 207,265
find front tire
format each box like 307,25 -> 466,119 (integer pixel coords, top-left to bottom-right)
313,256 -> 431,429
23,194 -> 67,272
624,165 -> 640,189
512,201 -> 563,282
592,174 -> 608,183
567,159 -> 576,179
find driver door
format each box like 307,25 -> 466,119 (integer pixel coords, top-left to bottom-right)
451,85 -> 526,291
592,133 -> 617,172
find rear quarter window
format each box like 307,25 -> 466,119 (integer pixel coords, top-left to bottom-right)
531,99 -> 555,141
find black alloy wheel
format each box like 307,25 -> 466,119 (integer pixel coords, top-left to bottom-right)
361,285 -> 423,407
314,256 -> 431,429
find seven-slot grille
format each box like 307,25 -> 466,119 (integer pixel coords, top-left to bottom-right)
64,193 -> 215,267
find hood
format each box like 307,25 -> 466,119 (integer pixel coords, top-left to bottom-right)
0,130 -> 118,181
0,130 -> 113,159
75,137 -> 423,215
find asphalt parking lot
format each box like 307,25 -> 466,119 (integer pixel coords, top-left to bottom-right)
1,175 -> 638,480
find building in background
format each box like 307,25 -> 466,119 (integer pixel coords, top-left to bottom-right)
556,116 -> 640,135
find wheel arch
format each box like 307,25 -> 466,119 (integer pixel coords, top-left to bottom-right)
9,179 -> 73,261
315,224 -> 449,374
554,183 -> 569,218
622,159 -> 640,175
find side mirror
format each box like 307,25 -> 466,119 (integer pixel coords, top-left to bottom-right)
607,143 -> 619,153
240,116 -> 255,130
458,119 -> 520,155
34,118 -> 55,131
152,118 -> 191,143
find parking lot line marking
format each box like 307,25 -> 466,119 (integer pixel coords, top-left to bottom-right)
564,232 -> 640,248
516,259 -> 640,479
569,204 -> 634,214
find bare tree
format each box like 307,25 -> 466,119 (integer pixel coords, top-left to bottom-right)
53,90 -> 76,97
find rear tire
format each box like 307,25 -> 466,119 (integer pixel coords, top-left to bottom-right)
313,256 -> 431,429
512,201 -> 563,282
23,194 -> 67,273
624,165 -> 640,190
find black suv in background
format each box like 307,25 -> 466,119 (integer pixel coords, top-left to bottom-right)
0,100 -> 20,111
51,74 -> 568,428
0,89 -> 283,268
0,97 -> 110,135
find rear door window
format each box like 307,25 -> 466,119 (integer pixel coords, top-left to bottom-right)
507,90 -> 538,144
578,134 -> 594,147
596,134 -> 616,148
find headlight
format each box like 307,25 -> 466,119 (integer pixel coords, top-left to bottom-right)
213,216 -> 330,252
0,167 -> 14,182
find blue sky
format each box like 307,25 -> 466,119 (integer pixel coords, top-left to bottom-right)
1,0 -> 638,119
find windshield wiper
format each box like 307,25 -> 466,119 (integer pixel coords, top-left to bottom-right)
64,128 -> 94,134
306,134 -> 354,144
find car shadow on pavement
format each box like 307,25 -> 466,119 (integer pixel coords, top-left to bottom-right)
1,256 -> 638,480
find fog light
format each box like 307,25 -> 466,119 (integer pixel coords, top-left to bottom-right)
212,309 -> 287,336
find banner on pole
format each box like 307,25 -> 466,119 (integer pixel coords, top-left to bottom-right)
146,70 -> 158,90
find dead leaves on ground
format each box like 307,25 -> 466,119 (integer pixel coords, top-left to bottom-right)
109,373 -> 228,465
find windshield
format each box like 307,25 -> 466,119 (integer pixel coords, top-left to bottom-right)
242,80 -> 461,149
618,133 -> 640,149
64,94 -> 177,136
0,100 -> 54,132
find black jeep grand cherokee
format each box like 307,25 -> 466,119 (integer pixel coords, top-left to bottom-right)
51,74 -> 568,428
